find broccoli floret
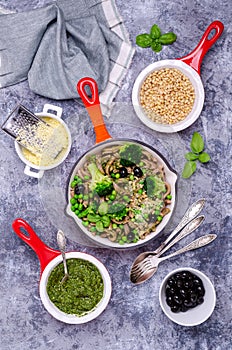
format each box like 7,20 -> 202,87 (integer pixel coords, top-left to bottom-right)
119,143 -> 142,167
108,202 -> 127,220
144,175 -> 166,197
88,163 -> 114,197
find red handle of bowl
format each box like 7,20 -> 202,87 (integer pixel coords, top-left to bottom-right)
178,20 -> 224,75
77,77 -> 112,144
12,218 -> 60,277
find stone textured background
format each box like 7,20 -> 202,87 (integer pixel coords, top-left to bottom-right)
0,1 -> 231,349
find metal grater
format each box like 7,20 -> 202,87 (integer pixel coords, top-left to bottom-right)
1,104 -> 63,158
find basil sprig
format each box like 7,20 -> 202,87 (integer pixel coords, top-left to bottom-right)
136,24 -> 177,53
182,132 -> 211,179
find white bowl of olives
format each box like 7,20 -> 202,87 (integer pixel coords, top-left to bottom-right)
159,267 -> 216,326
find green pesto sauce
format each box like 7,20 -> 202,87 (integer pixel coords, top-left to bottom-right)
46,258 -> 104,316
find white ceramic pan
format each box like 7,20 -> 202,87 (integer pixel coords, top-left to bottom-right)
132,21 -> 224,132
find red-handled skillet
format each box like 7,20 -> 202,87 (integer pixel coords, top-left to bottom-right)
65,77 -> 177,249
132,21 -> 224,132
12,218 -> 112,324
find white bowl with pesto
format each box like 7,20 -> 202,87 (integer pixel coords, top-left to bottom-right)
40,251 -> 112,324
15,103 -> 71,179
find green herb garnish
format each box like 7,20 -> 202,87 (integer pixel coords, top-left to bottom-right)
182,132 -> 211,178
136,24 -> 177,53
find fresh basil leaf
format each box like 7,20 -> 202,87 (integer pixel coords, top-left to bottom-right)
151,42 -> 162,52
150,24 -> 161,39
198,152 -> 211,163
185,152 -> 199,161
190,132 -> 204,154
136,34 -> 153,48
182,161 -> 197,179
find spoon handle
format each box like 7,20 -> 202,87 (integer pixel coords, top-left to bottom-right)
57,230 -> 68,276
154,198 -> 205,254
158,215 -> 205,257
159,234 -> 217,262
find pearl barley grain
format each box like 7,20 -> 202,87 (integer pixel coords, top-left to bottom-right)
140,68 -> 195,124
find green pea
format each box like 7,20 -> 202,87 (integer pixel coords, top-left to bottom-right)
74,194 -> 79,199
74,203 -> 79,208
112,190 -> 116,196
82,221 -> 89,227
155,210 -> 160,216
123,195 -> 130,202
71,206 -> 76,212
78,203 -> 83,211
75,210 -> 80,216
122,236 -> 127,242
157,215 -> 163,221
112,223 -> 118,229
119,224 -> 124,229
83,194 -> 89,200
90,226 -> 97,232
139,161 -> 144,167
119,240 -> 125,245
84,175 -> 90,180
138,189 -> 143,195
129,174 -> 134,181
70,198 -> 76,205
166,194 -> 172,199
115,173 -> 120,179
77,194 -> 83,199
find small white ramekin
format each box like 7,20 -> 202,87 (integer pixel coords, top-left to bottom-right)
132,60 -> 205,133
159,267 -> 216,326
39,252 -> 112,324
15,103 -> 72,179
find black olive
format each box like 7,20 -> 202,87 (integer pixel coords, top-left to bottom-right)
190,292 -> 197,303
165,286 -> 176,296
184,280 -> 193,289
193,278 -> 203,286
119,167 -> 128,178
127,232 -> 135,241
176,279 -> 183,288
74,184 -> 85,195
181,304 -> 188,312
171,305 -> 180,313
196,285 -> 205,296
173,294 -> 182,305
133,166 -> 143,177
197,296 -> 204,305
166,296 -> 174,307
179,288 -> 187,298
166,277 -> 176,287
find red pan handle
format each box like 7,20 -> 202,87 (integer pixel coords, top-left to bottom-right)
12,218 -> 60,276
77,77 -> 112,144
178,21 -> 224,75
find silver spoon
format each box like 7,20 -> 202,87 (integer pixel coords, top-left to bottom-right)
130,233 -> 217,284
57,230 -> 69,283
131,214 -> 204,276
130,198 -> 205,269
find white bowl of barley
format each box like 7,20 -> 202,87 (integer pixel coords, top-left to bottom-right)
132,60 -> 205,133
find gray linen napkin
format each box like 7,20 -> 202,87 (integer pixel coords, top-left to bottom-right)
0,0 -> 134,115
